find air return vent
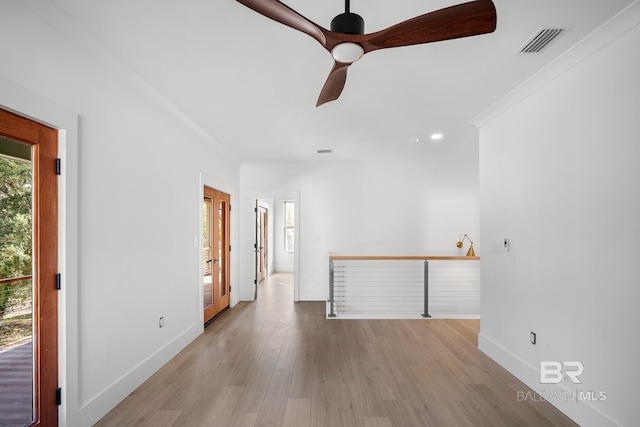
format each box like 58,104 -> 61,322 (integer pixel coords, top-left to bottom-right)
518,28 -> 567,54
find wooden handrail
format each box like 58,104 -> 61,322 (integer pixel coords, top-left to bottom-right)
329,255 -> 479,261
0,275 -> 33,285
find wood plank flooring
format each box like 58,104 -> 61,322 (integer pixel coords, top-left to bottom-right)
95,273 -> 577,427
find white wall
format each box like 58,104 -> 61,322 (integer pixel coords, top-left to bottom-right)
0,2 -> 240,426
477,6 -> 640,426
239,160 -> 480,301
273,199 -> 295,272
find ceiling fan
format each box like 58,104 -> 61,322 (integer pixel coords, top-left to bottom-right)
237,0 -> 497,106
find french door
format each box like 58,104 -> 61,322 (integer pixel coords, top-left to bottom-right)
0,108 -> 58,426
202,187 -> 230,324
257,205 -> 268,282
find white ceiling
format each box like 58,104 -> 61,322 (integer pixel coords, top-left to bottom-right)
49,0 -> 633,163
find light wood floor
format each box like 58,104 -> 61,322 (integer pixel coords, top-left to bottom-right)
95,273 -> 577,427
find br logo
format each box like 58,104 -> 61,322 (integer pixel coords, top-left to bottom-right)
540,361 -> 584,384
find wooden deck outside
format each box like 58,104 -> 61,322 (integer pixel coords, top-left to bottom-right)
0,340 -> 33,426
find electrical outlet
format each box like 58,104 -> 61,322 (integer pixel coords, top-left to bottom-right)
492,240 -> 502,252
530,331 -> 536,345
159,316 -> 164,328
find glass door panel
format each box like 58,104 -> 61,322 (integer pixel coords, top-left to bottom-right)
216,193 -> 230,310
203,196 -> 213,312
218,200 -> 228,299
0,139 -> 34,426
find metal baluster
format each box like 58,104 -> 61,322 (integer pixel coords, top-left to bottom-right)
328,260 -> 336,317
422,260 -> 431,318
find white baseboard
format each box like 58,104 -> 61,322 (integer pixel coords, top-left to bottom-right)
478,333 -> 620,427
327,313 -> 480,320
325,301 -> 480,319
72,322 -> 202,426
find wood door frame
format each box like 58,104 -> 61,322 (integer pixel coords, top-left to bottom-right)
261,208 -> 268,279
257,205 -> 268,282
1,108 -> 59,426
216,190 -> 231,315
253,200 -> 270,299
202,186 -> 231,324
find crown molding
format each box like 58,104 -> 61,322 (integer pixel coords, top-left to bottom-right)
471,0 -> 640,128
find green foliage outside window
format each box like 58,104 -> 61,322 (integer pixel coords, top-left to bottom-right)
0,157 -> 32,320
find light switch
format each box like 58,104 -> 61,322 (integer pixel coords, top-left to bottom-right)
503,238 -> 510,252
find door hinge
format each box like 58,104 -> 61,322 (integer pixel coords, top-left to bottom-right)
55,273 -> 61,290
254,279 -> 257,285
254,207 -> 258,213
229,245 -> 231,252
229,205 -> 232,212
56,387 -> 62,406
55,158 -> 61,175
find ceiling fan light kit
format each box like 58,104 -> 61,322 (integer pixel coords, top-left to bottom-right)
237,0 -> 497,106
331,43 -> 364,63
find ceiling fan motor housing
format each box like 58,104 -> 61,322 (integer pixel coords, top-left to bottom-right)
331,12 -> 365,34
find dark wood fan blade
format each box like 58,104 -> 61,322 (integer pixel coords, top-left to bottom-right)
316,62 -> 351,107
361,0 -> 496,53
237,0 -> 328,47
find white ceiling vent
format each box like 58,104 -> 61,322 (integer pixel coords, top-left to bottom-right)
517,28 -> 567,54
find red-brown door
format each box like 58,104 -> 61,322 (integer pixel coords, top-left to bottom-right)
0,108 -> 58,426
257,206 -> 268,282
203,187 -> 230,324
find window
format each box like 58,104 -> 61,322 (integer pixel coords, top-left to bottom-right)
284,201 -> 294,253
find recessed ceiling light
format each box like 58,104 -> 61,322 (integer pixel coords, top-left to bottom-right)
317,149 -> 333,154
430,133 -> 443,140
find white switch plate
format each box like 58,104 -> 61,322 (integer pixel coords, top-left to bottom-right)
503,238 -> 510,252
492,240 -> 502,252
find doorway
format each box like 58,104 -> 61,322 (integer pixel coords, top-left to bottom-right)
251,191 -> 300,302
202,186 -> 230,325
0,108 -> 59,426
